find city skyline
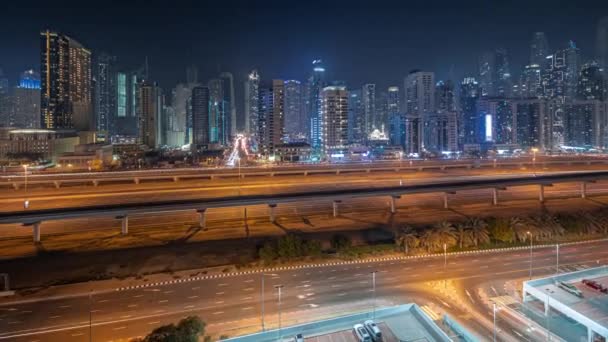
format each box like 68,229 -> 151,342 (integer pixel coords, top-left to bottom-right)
1,1 -> 608,92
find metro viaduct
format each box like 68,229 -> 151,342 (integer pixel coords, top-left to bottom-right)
0,171 -> 606,243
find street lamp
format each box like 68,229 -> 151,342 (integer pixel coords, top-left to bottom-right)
443,243 -> 447,289
531,148 -> 539,174
274,284 -> 284,341
261,273 -> 278,331
22,164 -> 29,209
371,271 -> 377,320
493,302 -> 498,342
556,244 -> 560,275
527,231 -> 533,279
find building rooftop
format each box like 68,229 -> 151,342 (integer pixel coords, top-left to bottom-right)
223,304 -> 456,342
523,266 -> 608,339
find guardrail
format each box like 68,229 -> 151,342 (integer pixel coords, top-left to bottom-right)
0,170 -> 606,226
1,159 -> 606,189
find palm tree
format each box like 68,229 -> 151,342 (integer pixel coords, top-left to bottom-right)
420,229 -> 440,253
433,221 -> 457,248
455,224 -> 470,249
468,218 -> 490,247
509,216 -> 530,243
396,226 -> 419,254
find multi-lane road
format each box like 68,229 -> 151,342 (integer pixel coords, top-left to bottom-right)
1,239 -> 607,341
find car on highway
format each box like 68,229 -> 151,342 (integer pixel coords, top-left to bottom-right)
353,323 -> 372,342
364,320 -> 382,341
294,333 -> 304,342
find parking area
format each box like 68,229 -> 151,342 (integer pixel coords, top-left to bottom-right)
305,322 -> 399,342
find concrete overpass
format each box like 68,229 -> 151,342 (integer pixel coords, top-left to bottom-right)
0,170 -> 606,243
1,158 -> 607,189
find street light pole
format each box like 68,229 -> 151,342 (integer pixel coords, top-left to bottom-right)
371,271 -> 377,320
528,231 -> 533,279
23,164 -> 29,209
493,302 -> 497,342
275,284 -> 284,341
556,244 -> 559,275
89,291 -> 92,342
443,243 -> 447,289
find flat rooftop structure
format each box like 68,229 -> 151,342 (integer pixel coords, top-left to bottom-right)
223,304 -> 459,342
523,266 -> 608,342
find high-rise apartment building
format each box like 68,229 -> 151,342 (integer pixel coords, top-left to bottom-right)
208,78 -> 230,146
563,100 -> 604,148
219,72 -> 236,136
40,30 -> 92,131
577,62 -> 605,101
459,77 -> 481,146
404,70 -> 435,154
0,68 -> 10,127
244,70 -> 260,135
94,53 -> 117,134
138,81 -> 163,148
12,70 -> 41,129
362,84 -> 376,135
347,89 -> 364,144
320,86 -> 348,156
191,86 -> 210,149
530,32 -> 550,66
308,60 -> 326,149
258,80 -> 284,156
284,80 -> 305,138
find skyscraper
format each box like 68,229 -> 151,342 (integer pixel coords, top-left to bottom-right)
138,81 -> 163,148
459,77 -> 481,146
478,51 -> 495,97
387,86 -> 401,117
283,80 -> 304,138
519,64 -> 543,98
68,38 -> 92,131
362,83 -> 376,135
12,70 -> 41,129
115,69 -> 141,137
94,53 -> 117,134
404,70 -> 434,154
308,60 -> 326,150
597,17 -> 608,73
577,62 -> 605,101
244,70 -> 259,135
0,68 -> 9,127
347,89 -> 364,144
219,72 -> 236,136
208,78 -> 229,145
40,30 -> 92,131
320,86 -> 348,156
192,86 -> 210,149
494,48 -> 512,98
530,32 -> 550,66
258,80 -> 284,156
435,81 -> 455,112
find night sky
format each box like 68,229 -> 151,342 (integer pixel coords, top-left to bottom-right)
1,0 -> 607,93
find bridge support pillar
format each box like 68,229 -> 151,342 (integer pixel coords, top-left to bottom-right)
539,184 -> 545,203
53,181 -> 61,189
581,182 -> 587,199
492,188 -> 499,206
390,196 -> 400,214
197,209 -> 207,230
336,170 -> 340,175
92,180 -> 99,187
268,204 -> 277,223
333,200 -> 341,218
12,183 -> 19,190
33,222 -> 41,243
443,192 -> 449,209
173,176 -> 179,182
303,171 -> 308,176
119,216 -> 128,235
134,178 -> 140,185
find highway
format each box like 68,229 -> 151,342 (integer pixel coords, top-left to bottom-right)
1,240 -> 607,341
